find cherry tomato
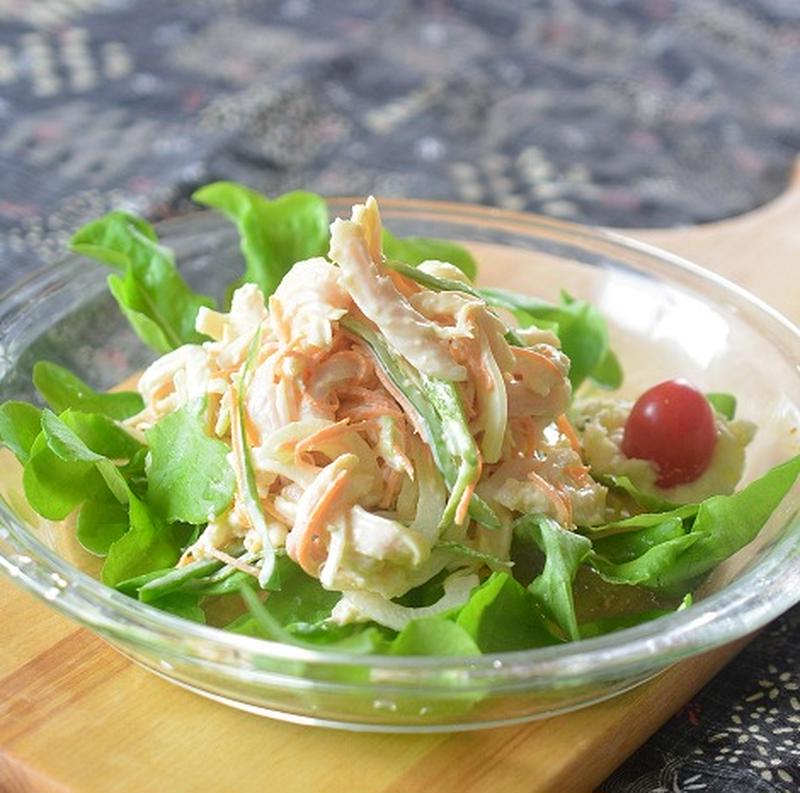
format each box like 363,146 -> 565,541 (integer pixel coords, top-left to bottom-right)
621,379 -> 716,488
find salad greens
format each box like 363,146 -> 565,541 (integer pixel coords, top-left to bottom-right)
0,181 -> 797,661
33,361 -> 143,420
382,229 -> 478,281
706,392 -> 737,420
588,454 -> 800,590
23,409 -> 133,521
145,399 -> 236,525
102,493 -> 189,586
515,515 -> 592,641
77,493 -> 129,555
0,401 -> 43,464
71,212 -> 214,352
596,473 -> 678,512
455,572 -> 556,651
192,182 -> 329,298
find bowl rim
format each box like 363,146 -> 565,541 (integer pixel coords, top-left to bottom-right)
1,197 -> 799,679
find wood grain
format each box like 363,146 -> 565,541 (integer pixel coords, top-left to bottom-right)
1,172 -> 799,793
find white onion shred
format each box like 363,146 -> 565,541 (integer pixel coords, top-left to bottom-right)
330,570 -> 479,631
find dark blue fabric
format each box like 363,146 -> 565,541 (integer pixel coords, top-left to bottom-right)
0,2 -> 798,789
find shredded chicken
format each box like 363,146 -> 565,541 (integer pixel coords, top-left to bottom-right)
127,195 -> 612,609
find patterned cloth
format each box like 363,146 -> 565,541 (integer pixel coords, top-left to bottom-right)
0,1 -> 798,790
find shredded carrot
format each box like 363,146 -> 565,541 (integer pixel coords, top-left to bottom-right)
387,269 -> 420,298
294,469 -> 351,574
151,379 -> 173,404
379,468 -> 404,509
338,403 -> 405,422
339,385 -> 398,409
455,482 -> 475,526
564,463 -> 592,486
512,346 -> 563,378
528,469 -> 572,526
452,336 -> 494,391
556,413 -> 583,455
520,416 -> 539,456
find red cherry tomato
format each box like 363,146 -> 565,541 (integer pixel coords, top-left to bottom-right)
621,379 -> 717,488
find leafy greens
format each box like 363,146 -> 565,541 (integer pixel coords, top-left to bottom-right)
0,180 -> 794,662
193,182 -> 329,299
70,212 -> 214,353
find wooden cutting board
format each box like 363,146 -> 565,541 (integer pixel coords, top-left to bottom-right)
2,167 -> 799,793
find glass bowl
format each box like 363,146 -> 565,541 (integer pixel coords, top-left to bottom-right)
1,199 -> 798,732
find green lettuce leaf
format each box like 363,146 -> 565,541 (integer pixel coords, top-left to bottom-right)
0,401 -> 42,464
455,572 -> 558,651
657,454 -> 800,588
515,514 -> 593,641
43,409 -> 141,461
590,348 -> 623,390
283,621 -> 389,652
33,361 -> 143,420
145,398 -> 236,524
40,409 -> 134,502
590,533 -> 700,588
102,493 -> 189,586
596,473 -> 679,513
591,516 -> 689,563
17,410 -> 186,583
590,455 -> 800,589
238,584 -> 383,654
193,182 -> 329,299
22,410 -> 139,520
152,592 -> 206,623
706,392 -> 737,420
77,491 -> 129,556
584,503 -> 700,538
389,617 -> 480,656
261,556 -> 341,627
23,430 -> 104,520
382,229 -> 477,281
70,212 -> 214,353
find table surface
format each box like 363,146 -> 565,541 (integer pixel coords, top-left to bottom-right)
1,2 -> 799,791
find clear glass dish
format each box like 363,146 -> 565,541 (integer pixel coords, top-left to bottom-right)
1,199 -> 798,732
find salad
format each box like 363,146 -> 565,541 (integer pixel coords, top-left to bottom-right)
1,182 -> 798,658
